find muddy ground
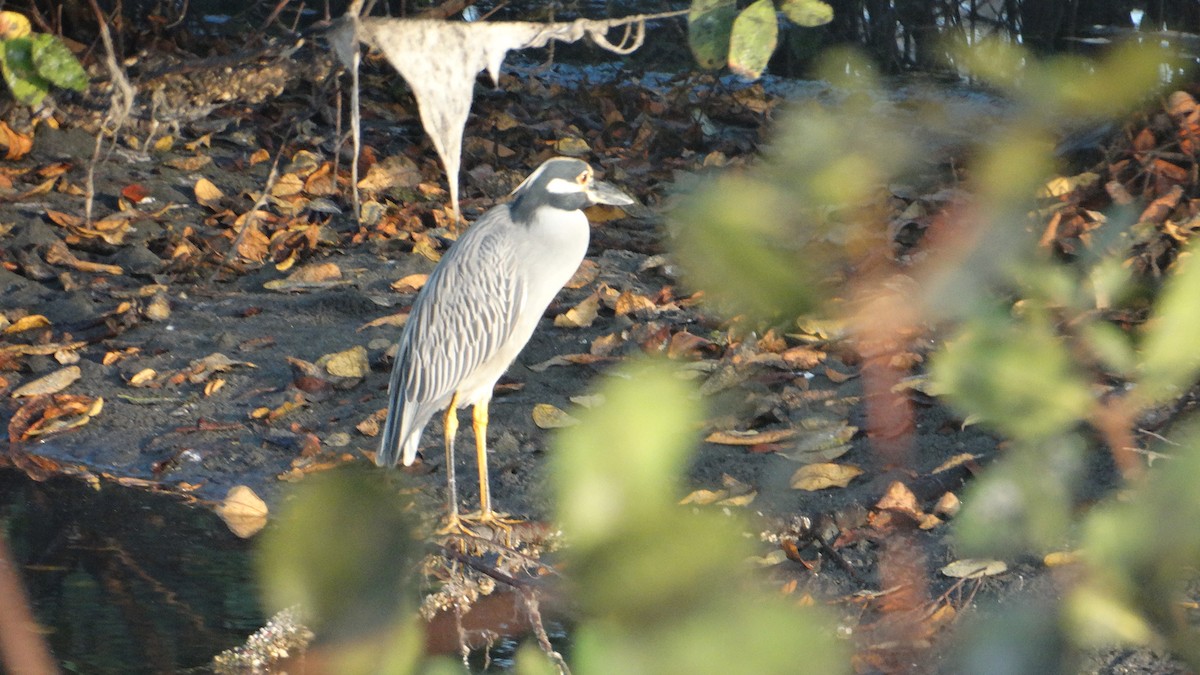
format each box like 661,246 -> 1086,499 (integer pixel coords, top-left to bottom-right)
0,44 -> 1188,672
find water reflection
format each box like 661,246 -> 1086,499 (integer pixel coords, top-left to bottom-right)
0,469 -> 261,674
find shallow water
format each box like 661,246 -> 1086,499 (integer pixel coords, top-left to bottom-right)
0,469 -> 262,674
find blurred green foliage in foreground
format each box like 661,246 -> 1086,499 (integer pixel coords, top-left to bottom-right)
256,36 -> 1200,675
676,37 -> 1200,670
256,361 -> 847,674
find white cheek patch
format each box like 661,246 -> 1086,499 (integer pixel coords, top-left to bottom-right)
545,177 -> 585,194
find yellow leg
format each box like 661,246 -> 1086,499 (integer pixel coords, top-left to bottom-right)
473,401 -> 493,517
435,393 -> 467,535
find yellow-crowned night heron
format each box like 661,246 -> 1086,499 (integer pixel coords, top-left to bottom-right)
377,157 -> 634,533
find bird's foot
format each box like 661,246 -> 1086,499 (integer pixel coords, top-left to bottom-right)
461,510 -> 524,546
435,513 -> 482,539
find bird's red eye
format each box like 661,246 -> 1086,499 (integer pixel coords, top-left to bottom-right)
576,171 -> 589,184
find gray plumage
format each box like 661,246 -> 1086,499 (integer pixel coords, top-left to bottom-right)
377,158 -> 634,476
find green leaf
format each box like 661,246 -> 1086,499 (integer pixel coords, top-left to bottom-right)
687,0 -> 737,70
30,33 -> 87,92
1139,249 -> 1200,403
0,37 -> 49,105
781,0 -> 834,27
728,0 -> 778,80
931,312 -> 1093,441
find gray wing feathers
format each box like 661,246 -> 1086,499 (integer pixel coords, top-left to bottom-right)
376,209 -> 525,467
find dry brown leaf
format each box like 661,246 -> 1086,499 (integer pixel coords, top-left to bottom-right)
590,333 -> 624,356
194,177 -> 225,206
528,354 -> 574,372
411,234 -> 443,262
270,173 -> 305,198
263,262 -> 345,291
12,366 -> 81,397
614,289 -> 657,317
235,223 -> 270,263
565,259 -> 599,289
1043,551 -> 1081,567
0,121 -> 33,160
319,346 -> 370,379
532,403 -> 579,429
128,368 -> 157,387
940,558 -> 1007,579
568,393 -> 605,408
3,314 -> 50,333
164,155 -> 212,172
391,273 -> 429,293
359,312 -> 408,331
45,210 -> 83,228
780,346 -> 825,369
554,292 -> 600,328
790,463 -> 862,491
43,241 -> 124,275
667,331 -> 713,359
706,427 -> 798,446
931,453 -> 978,474
12,394 -> 103,440
358,154 -> 422,192
152,135 -> 174,152
184,353 -> 256,384
680,488 -> 726,505
249,148 -> 270,165
217,485 -> 269,538
933,492 -> 961,518
874,481 -> 922,519
783,422 -> 857,459
184,133 -> 213,151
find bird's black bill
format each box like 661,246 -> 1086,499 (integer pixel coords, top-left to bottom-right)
589,180 -> 635,206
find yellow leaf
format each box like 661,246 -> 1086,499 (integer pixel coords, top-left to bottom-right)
359,312 -> 408,331
194,177 -> 224,206
152,135 -> 175,152
217,485 -> 269,538
940,558 -> 1008,579
1037,172 -> 1099,199
532,403 -> 580,429
128,368 -> 157,386
615,289 -> 657,317
706,427 -> 798,445
1044,550 -> 1081,567
204,378 -> 225,397
390,273 -> 429,294
789,463 -> 862,491
554,292 -> 600,328
0,11 -> 31,39
319,346 -> 370,379
270,173 -> 305,197
680,488 -> 727,505
184,133 -> 212,152
3,314 -> 50,333
931,453 -> 978,474
554,136 -> 590,156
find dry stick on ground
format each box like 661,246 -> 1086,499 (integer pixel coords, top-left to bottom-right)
220,135 -> 292,272
85,0 -> 135,226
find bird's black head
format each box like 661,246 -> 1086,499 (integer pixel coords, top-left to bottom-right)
510,157 -> 634,223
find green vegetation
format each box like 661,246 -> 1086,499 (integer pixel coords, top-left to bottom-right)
0,11 -> 86,105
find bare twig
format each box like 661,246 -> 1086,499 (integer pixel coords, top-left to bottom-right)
523,590 -> 570,675
85,0 -> 135,226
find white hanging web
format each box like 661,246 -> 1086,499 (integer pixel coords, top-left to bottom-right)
332,9 -> 683,221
